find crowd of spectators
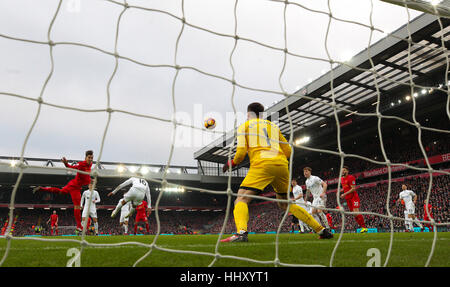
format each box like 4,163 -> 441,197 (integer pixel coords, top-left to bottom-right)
296,132 -> 449,181
0,208 -> 222,236
206,174 -> 450,234
0,127 -> 448,236
1,173 -> 448,236
324,174 -> 449,231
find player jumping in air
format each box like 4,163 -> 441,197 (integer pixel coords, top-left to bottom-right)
46,210 -> 59,236
134,200 -> 151,235
34,150 -> 94,234
397,184 -> 424,232
81,183 -> 101,235
340,166 -> 368,233
108,175 -> 151,225
220,102 -> 333,242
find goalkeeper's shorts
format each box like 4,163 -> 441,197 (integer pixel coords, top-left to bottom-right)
240,163 -> 289,194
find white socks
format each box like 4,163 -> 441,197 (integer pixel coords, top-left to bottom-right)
319,212 -> 330,228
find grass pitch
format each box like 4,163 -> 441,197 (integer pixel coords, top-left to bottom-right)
0,232 -> 448,267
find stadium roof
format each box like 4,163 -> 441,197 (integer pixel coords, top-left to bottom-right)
194,12 -> 450,166
0,156 -> 243,185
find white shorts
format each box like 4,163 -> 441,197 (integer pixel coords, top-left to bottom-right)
120,211 -> 129,224
312,197 -> 326,209
406,204 -> 415,215
123,187 -> 145,207
82,206 -> 97,219
404,210 -> 409,219
120,202 -> 131,224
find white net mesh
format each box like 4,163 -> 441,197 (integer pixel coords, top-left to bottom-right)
0,0 -> 449,267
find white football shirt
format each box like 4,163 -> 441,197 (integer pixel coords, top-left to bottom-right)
112,177 -> 150,194
399,189 -> 416,208
112,177 -> 151,207
305,175 -> 324,198
81,189 -> 100,209
292,185 -> 305,205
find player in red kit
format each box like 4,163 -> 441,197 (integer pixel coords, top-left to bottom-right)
33,150 -> 94,234
423,203 -> 434,232
134,200 -> 151,235
47,210 -> 59,236
340,166 -> 368,233
326,213 -> 337,230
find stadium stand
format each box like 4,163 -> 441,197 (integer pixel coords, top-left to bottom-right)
0,120 -> 448,236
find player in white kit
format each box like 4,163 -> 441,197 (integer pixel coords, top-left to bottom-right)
404,210 -> 412,232
119,201 -> 132,235
108,175 -> 151,220
80,183 -> 101,235
303,167 -> 330,229
304,201 -> 313,232
291,178 -> 307,233
398,184 -> 424,232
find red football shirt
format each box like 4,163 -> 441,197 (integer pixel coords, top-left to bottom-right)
341,174 -> 357,200
65,160 -> 92,187
50,214 -> 58,224
423,204 -> 433,218
326,213 -> 333,227
136,201 -> 148,217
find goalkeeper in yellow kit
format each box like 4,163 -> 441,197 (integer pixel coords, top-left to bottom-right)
221,102 -> 333,242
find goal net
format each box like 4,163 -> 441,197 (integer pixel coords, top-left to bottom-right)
0,0 -> 449,268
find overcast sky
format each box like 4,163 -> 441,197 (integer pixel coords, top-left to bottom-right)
0,0 -> 421,166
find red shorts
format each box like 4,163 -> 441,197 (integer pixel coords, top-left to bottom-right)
346,194 -> 360,211
51,223 -> 57,228
423,214 -> 433,221
135,215 -> 148,223
60,182 -> 82,206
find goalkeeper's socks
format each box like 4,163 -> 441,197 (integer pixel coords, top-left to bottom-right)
146,223 -> 150,234
233,201 -> 249,233
289,204 -> 323,233
94,222 -> 99,234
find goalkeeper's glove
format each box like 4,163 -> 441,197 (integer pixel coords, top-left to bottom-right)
222,160 -> 236,173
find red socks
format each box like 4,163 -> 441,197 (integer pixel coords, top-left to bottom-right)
355,214 -> 366,228
41,187 -> 62,194
74,209 -> 82,229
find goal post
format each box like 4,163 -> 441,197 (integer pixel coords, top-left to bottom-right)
380,0 -> 450,17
